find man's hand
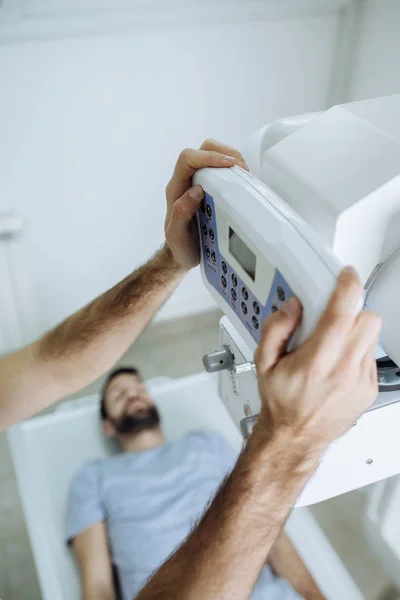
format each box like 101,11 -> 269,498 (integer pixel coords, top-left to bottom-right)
254,266 -> 382,453
164,139 -> 248,270
135,266 -> 382,600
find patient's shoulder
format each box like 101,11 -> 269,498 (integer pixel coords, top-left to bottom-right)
185,430 -> 239,471
70,459 -> 104,490
186,429 -> 237,455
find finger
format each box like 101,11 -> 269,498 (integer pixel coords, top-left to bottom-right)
255,297 -> 302,372
347,311 -> 382,366
199,138 -> 249,170
370,354 -> 378,387
166,148 -> 238,206
311,266 -> 364,353
170,186 -> 204,228
359,336 -> 379,381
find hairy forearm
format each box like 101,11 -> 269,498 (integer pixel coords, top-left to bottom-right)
136,421 -> 320,600
0,244 -> 185,429
37,244 -> 185,390
269,532 -> 326,600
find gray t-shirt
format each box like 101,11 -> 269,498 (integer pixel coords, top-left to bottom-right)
66,430 -> 302,600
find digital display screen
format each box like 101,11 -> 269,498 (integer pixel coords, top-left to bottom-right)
229,227 -> 256,281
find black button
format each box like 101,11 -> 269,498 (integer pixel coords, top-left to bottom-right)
221,275 -> 227,288
271,304 -> 278,313
242,286 -> 248,301
208,227 -> 215,241
252,316 -> 259,329
231,273 -> 238,287
277,286 -> 286,302
231,288 -> 237,302
202,224 -> 208,236
221,260 -> 228,274
253,301 -> 260,315
211,250 -> 216,263
206,204 -> 212,218
241,301 -> 247,315
201,201 -> 206,214
205,246 -> 210,258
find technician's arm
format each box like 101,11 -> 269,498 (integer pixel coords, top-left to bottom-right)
136,268 -> 381,600
268,532 -> 326,600
72,522 -> 116,600
0,140 -> 248,431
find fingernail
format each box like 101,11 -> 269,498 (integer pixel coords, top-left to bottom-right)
190,185 -> 204,200
243,161 -> 250,171
222,155 -> 235,163
280,297 -> 300,316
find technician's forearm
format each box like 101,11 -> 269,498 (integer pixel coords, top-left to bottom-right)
37,244 -> 185,391
0,244 -> 185,430
268,532 -> 326,600
136,421 -> 320,600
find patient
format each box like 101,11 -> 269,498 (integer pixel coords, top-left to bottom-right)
66,367 -> 324,600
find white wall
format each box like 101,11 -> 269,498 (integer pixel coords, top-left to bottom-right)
347,0 -> 400,101
0,8 -> 341,336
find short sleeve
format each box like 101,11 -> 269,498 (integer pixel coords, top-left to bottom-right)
66,460 -> 105,545
192,430 -> 240,475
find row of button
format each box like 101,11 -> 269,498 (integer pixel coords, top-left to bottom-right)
202,225 -> 215,240
221,275 -> 260,315
205,246 -> 216,262
201,201 -> 213,219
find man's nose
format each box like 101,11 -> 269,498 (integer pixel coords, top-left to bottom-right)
126,395 -> 139,408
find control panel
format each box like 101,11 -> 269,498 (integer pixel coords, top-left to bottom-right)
199,192 -> 294,343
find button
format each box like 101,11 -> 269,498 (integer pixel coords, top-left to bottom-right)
242,286 -> 248,301
231,288 -> 237,302
252,316 -> 259,329
241,301 -> 247,315
202,224 -> 208,236
277,286 -> 286,302
231,273 -> 238,287
205,246 -> 210,258
211,250 -> 216,263
221,275 -> 227,289
201,201 -> 206,214
221,260 -> 228,274
253,301 -> 260,315
206,204 -> 212,218
271,304 -> 279,313
208,227 -> 215,241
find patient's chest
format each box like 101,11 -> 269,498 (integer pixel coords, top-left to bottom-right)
100,432 -> 233,573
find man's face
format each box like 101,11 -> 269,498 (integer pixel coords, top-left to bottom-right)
103,374 -> 160,436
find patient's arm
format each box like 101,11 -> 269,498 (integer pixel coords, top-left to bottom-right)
268,532 -> 326,600
72,522 -> 116,600
0,141 -> 247,431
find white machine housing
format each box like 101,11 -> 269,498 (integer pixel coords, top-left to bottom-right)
197,94 -> 400,505
194,165 -> 343,354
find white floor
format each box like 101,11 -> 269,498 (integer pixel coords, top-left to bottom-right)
0,309 -> 398,599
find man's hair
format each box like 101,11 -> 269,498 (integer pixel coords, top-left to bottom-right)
100,367 -> 141,420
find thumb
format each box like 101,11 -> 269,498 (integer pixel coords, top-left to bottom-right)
255,297 -> 302,373
169,185 -> 204,229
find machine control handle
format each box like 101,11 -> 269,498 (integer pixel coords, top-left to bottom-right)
202,345 -> 234,373
202,347 -> 256,375
240,414 -> 259,440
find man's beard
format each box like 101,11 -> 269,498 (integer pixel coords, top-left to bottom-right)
111,406 -> 161,436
